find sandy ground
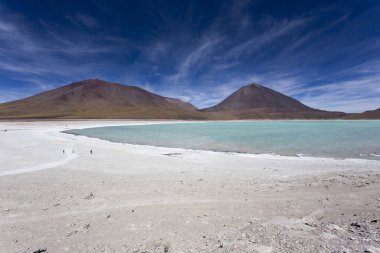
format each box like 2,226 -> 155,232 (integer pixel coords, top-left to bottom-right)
0,120 -> 379,253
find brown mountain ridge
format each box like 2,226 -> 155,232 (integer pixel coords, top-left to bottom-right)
0,79 -> 204,119
344,108 -> 380,119
202,84 -> 344,119
0,79 -> 378,119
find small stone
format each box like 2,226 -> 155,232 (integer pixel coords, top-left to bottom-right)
327,224 -> 345,232
32,248 -> 47,253
84,192 -> 95,200
66,230 -> 78,237
364,245 -> 380,253
350,222 -> 361,229
163,242 -> 171,253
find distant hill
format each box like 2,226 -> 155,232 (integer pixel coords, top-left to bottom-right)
0,80 -> 377,119
345,108 -> 380,119
0,79 -> 204,119
202,84 -> 345,119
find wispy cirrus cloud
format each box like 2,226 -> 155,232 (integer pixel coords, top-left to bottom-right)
168,35 -> 222,85
66,13 -> 99,29
0,6 -> 132,90
223,17 -> 312,61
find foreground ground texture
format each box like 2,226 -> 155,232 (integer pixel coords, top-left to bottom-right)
0,121 -> 379,253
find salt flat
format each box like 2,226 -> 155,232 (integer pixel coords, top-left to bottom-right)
0,121 -> 379,252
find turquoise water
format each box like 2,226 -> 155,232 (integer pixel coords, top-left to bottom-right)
65,121 -> 380,160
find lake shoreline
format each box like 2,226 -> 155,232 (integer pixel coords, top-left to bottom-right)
64,120 -> 380,161
1,120 -> 380,252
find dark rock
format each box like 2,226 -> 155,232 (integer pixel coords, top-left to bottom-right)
32,249 -> 47,253
350,222 -> 361,229
84,192 -> 95,200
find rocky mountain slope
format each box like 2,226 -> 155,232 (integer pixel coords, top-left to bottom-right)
202,84 -> 344,119
345,108 -> 380,119
0,79 -> 203,119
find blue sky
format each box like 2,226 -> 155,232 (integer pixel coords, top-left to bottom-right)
0,0 -> 379,112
